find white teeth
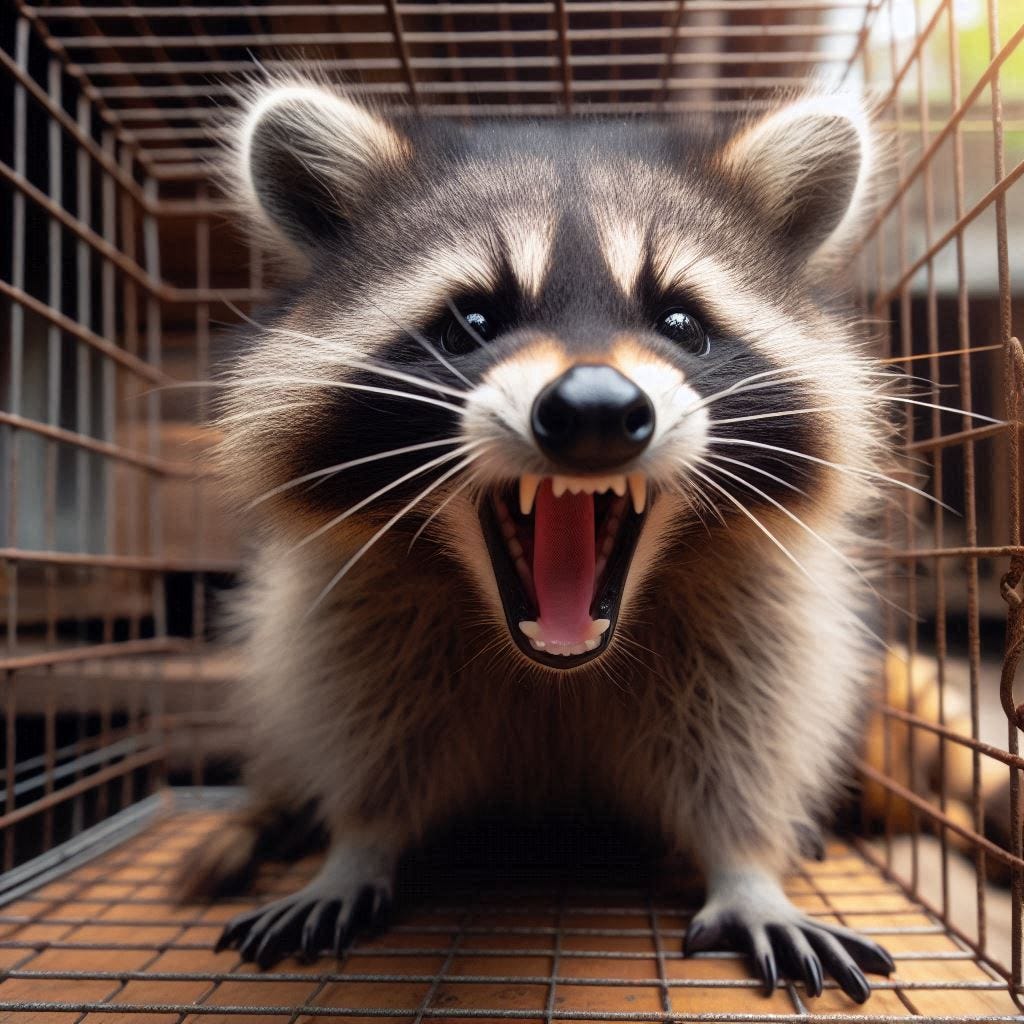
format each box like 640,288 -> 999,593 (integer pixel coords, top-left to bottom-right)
519,474 -> 542,515
628,473 -> 647,514
525,637 -> 602,656
518,473 -> 640,513
518,619 -> 610,655
548,474 -> 627,499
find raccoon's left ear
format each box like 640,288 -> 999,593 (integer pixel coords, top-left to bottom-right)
719,95 -> 874,268
235,82 -> 411,255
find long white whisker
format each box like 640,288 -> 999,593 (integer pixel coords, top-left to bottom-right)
290,440 -> 484,555
701,453 -> 806,496
708,437 -> 958,514
364,297 -> 474,389
219,401 -> 318,424
710,406 -> 836,426
246,437 -> 465,510
307,452 -> 481,617
685,359 -> 940,419
238,374 -> 466,417
685,366 -> 813,415
879,395 -> 1004,424
706,396 -> 1003,429
696,456 -> 910,619
408,469 -> 480,552
225,299 -> 470,399
687,465 -> 889,650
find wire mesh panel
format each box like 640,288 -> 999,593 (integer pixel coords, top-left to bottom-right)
845,0 -> 1024,1008
0,803 -> 1022,1020
0,0 -> 1022,1018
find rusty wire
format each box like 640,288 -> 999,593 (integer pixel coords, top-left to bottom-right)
0,0 -> 1022,1017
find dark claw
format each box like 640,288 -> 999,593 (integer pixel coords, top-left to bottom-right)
254,900 -> 314,969
838,962 -> 871,1004
771,925 -> 821,999
367,887 -> 393,936
802,953 -> 824,998
301,899 -> 338,960
805,927 -> 871,1004
815,925 -> 895,976
684,918 -> 720,955
216,904 -> 269,953
758,951 -> 778,996
747,928 -> 777,997
239,901 -> 292,962
332,898 -> 353,955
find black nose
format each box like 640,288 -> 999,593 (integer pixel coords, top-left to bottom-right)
531,364 -> 655,472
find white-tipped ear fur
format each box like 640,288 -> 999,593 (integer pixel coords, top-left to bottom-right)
720,93 -> 876,271
233,79 -> 410,255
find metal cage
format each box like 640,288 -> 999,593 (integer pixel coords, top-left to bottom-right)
1,1 -> 1022,1019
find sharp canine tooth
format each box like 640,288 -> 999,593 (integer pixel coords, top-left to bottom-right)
588,618 -> 611,639
519,621 -> 540,638
552,476 -> 569,498
519,474 -> 542,515
628,473 -> 647,514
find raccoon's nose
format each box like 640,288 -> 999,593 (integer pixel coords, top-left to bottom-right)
531,364 -> 655,472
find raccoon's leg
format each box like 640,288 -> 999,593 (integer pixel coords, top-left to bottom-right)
216,825 -> 398,969
684,859 -> 894,1002
176,796 -> 320,903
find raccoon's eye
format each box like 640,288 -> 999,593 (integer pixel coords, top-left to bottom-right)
656,310 -> 710,356
441,310 -> 497,356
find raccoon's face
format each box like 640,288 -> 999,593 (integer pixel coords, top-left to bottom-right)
224,81 -> 881,671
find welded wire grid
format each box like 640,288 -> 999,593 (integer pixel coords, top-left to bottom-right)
0,800 -> 1020,1020
0,0 -> 1022,1019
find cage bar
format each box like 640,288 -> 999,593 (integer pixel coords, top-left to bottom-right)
0,0 -> 1021,1018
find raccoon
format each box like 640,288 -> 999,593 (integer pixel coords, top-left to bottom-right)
187,78 -> 898,1002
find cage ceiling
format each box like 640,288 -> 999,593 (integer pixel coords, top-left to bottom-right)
20,1 -> 879,180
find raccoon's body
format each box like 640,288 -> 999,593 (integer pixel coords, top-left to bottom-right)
188,81 -> 896,1001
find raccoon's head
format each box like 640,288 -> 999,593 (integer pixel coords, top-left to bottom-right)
222,80 -> 883,671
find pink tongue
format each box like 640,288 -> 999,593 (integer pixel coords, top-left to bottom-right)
533,480 -> 595,644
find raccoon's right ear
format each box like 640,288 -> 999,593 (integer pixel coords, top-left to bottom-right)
236,83 -> 410,254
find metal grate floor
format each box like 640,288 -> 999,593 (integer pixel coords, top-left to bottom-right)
0,792 -> 1019,1021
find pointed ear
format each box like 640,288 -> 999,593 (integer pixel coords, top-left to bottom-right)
236,82 -> 410,254
719,95 -> 874,268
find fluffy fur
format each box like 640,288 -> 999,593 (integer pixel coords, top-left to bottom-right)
185,76 -> 898,999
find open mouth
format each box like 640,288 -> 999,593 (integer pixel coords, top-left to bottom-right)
479,473 -> 648,669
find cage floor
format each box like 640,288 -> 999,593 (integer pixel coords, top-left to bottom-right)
0,796 -> 1020,1022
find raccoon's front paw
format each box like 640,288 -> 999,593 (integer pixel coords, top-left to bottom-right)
685,870 -> 894,1003
216,878 -> 392,968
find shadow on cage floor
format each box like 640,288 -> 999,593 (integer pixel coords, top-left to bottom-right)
0,795 -> 1019,1021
